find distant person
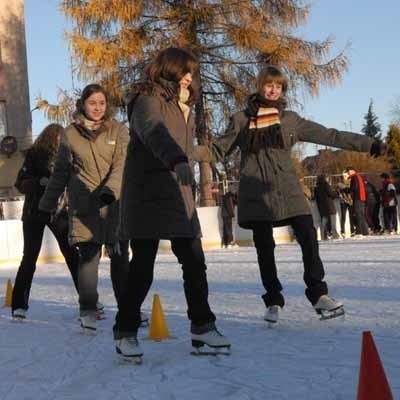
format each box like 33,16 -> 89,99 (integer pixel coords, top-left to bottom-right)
314,174 -> 339,240
380,172 -> 398,234
221,188 -> 237,248
336,181 -> 355,238
364,179 -> 381,234
12,124 -> 79,320
342,167 -> 369,237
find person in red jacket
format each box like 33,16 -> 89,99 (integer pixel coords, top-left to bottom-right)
342,167 -> 369,236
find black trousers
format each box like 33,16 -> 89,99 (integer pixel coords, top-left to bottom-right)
252,215 -> 328,307
12,217 -> 79,312
76,240 -> 129,314
353,200 -> 369,235
222,216 -> 234,246
113,238 -> 216,338
383,206 -> 397,232
340,203 -> 355,234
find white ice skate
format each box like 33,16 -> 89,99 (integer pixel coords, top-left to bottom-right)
314,295 -> 345,320
115,337 -> 143,364
264,305 -> 279,326
12,308 -> 27,321
96,302 -> 106,320
80,315 -> 97,334
191,329 -> 231,356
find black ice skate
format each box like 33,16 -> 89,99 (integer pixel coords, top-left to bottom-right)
96,302 -> 106,320
115,337 -> 143,364
314,295 -> 345,320
139,312 -> 149,328
191,329 -> 231,356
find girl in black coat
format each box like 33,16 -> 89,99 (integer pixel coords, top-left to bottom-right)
212,66 -> 382,323
12,124 -> 79,319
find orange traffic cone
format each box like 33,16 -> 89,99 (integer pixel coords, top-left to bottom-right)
357,331 -> 393,400
147,294 -> 174,341
3,279 -> 13,307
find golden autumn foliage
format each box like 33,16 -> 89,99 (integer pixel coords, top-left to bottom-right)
38,0 -> 351,205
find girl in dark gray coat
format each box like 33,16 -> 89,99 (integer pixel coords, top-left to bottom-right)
115,48 -> 230,360
213,66 -> 382,323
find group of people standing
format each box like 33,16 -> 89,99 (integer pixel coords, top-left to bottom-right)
11,47 -> 385,361
314,168 -> 398,240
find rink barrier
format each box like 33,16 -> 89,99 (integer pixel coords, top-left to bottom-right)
1,199 -> 396,266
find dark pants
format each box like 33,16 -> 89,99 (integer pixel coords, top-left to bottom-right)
113,238 -> 216,339
76,240 -> 130,315
12,217 -> 79,312
340,203 -> 354,235
383,206 -> 397,232
251,215 -> 328,307
353,200 -> 369,235
222,216 -> 234,246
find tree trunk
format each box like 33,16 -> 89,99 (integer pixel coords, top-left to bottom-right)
195,94 -> 215,206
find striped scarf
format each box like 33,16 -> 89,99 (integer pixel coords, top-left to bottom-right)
246,93 -> 285,152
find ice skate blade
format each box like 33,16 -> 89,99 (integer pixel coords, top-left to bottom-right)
116,348 -> 143,364
318,307 -> 345,321
80,325 -> 97,335
190,347 -> 231,356
12,316 -> 26,323
191,340 -> 231,356
266,320 -> 277,328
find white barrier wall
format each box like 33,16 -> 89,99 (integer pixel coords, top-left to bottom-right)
1,199 -> 398,266
0,207 -> 294,266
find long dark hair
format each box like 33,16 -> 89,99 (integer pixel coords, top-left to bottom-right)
145,47 -> 199,102
75,83 -> 114,120
32,123 -> 63,157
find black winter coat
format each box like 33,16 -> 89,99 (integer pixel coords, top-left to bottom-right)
314,181 -> 337,217
213,103 -> 374,229
15,148 -> 54,222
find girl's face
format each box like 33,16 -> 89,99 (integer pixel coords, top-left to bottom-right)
179,73 -> 193,91
83,92 -> 106,121
263,81 -> 283,101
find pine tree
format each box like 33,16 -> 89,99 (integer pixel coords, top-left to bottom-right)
39,0 -> 350,205
361,99 -> 381,140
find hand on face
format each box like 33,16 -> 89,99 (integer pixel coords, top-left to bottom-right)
179,73 -> 192,91
83,92 -> 107,121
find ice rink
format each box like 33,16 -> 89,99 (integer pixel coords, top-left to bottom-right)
0,235 -> 399,400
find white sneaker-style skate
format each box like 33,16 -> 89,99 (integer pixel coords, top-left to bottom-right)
191,329 -> 231,355
264,305 -> 279,325
12,308 -> 27,321
314,295 -> 345,320
80,315 -> 97,334
115,337 -> 143,364
96,302 -> 106,320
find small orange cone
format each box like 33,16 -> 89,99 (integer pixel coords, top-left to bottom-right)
3,279 -> 13,307
147,294 -> 173,341
357,331 -> 393,400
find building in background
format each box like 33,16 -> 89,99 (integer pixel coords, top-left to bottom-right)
0,0 -> 31,198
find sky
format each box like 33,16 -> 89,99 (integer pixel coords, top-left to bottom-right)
24,0 -> 400,154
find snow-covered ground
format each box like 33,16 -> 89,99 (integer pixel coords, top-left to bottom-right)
0,236 -> 399,400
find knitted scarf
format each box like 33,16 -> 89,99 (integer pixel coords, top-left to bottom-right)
245,93 -> 286,152
73,112 -> 105,141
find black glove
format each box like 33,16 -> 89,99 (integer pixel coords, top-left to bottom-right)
100,192 -> 116,206
370,140 -> 386,157
174,162 -> 193,186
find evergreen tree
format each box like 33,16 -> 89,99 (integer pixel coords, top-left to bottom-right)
38,0 -> 350,205
361,99 -> 381,140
